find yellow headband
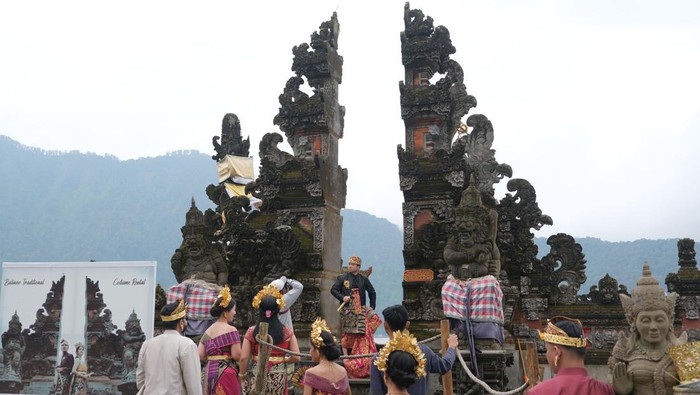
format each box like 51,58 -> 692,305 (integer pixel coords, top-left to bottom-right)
375,330 -> 426,378
162,299 -> 187,322
538,316 -> 588,348
310,318 -> 336,349
216,285 -> 232,308
252,285 -> 286,310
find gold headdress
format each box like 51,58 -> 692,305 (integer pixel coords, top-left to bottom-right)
161,299 -> 187,322
310,318 -> 336,349
374,330 -> 426,378
216,285 -> 232,308
620,264 -> 677,325
252,284 -> 286,310
669,342 -> 700,383
75,341 -> 84,350
348,256 -> 362,266
538,316 -> 588,348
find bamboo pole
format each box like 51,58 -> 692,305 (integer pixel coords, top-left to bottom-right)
440,319 -> 453,395
253,322 -> 270,395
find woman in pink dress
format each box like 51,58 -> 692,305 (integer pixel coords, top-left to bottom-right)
198,285 -> 242,395
303,318 -> 351,395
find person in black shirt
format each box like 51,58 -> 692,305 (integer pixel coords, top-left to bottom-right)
330,256 -> 381,377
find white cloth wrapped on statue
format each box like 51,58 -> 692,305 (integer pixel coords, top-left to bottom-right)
167,279 -> 220,336
217,155 -> 254,184
441,275 -> 505,343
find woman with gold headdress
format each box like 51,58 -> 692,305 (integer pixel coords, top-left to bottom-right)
302,318 -> 351,395
239,285 -> 300,394
374,331 -> 426,395
198,285 -> 242,395
528,316 -> 614,395
609,264 -> 687,395
69,342 -> 93,395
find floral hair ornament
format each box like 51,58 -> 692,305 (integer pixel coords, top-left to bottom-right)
216,285 -> 232,308
374,330 -> 426,378
252,284 -> 286,310
348,256 -> 362,266
538,316 -> 588,348
310,318 -> 336,349
161,299 -> 187,322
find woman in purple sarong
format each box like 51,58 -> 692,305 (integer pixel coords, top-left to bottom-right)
302,318 -> 351,395
198,285 -> 242,395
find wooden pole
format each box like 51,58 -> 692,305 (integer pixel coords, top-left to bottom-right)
524,341 -> 540,389
253,322 -> 270,395
440,319 -> 453,395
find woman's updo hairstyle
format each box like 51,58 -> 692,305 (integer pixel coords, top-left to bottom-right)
317,331 -> 342,361
210,285 -> 235,317
385,350 -> 418,389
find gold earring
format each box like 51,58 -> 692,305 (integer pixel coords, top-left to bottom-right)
554,355 -> 559,367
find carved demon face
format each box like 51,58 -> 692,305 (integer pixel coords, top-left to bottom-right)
185,234 -> 206,258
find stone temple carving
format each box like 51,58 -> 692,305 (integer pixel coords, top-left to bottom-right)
610,265 -> 687,395
443,175 -> 500,278
171,198 -> 228,286
1,312 -> 25,381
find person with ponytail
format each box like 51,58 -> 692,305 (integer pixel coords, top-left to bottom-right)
198,285 -> 241,395
239,285 -> 300,394
302,318 -> 351,395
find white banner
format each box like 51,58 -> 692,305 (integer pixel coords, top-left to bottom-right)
0,261 -> 156,393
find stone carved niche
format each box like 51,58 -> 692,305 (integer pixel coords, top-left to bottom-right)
536,233 -> 587,305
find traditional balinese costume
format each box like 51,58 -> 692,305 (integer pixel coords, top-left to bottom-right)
330,256 -> 381,378
201,286 -> 241,395
302,371 -> 349,395
529,316 -> 614,395
374,331 -> 427,393
136,300 -> 203,395
70,353 -> 88,395
242,285 -> 295,395
301,318 -> 350,395
55,340 -> 74,395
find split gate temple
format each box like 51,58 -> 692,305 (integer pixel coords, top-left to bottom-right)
5,3 -> 696,395
161,2 -> 699,393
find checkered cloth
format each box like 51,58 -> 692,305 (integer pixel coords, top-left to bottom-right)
442,275 -> 504,324
167,279 -> 221,321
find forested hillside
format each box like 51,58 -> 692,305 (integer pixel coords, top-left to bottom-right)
0,135 -> 690,306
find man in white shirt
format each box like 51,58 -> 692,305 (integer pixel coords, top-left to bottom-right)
269,276 -> 303,332
136,299 -> 202,395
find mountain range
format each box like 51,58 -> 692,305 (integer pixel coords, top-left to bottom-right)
0,135 -> 690,311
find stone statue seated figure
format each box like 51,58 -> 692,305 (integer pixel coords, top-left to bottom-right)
609,264 -> 687,395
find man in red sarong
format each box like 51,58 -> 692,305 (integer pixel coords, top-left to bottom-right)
330,255 -> 381,378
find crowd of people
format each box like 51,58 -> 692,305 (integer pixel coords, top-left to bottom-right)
130,258 -> 685,395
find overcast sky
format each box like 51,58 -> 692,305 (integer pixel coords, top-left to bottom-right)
2,1 -> 699,242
